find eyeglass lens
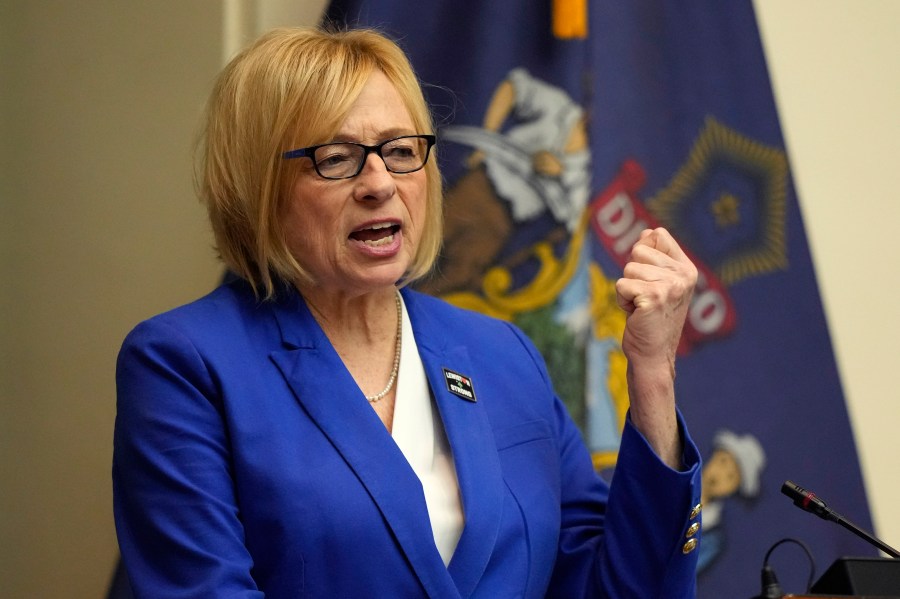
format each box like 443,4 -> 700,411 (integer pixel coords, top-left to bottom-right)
313,136 -> 430,179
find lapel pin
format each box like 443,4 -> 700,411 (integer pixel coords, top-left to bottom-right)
442,368 -> 476,402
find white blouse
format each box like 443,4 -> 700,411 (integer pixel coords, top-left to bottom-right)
390,295 -> 465,566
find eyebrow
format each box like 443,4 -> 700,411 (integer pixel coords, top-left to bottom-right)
330,128 -> 417,144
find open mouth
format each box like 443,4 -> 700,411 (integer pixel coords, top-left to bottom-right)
349,222 -> 401,247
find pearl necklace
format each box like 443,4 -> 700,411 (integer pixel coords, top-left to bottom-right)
366,292 -> 402,403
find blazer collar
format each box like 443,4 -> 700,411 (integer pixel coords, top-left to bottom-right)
268,288 -> 505,598
402,290 -> 505,597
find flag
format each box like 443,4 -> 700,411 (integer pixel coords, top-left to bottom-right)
325,1 -> 876,595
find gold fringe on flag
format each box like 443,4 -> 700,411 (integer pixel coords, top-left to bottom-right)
552,0 -> 588,39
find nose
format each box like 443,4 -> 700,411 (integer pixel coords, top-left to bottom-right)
353,152 -> 396,202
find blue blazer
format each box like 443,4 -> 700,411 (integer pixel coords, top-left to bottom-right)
114,281 -> 702,598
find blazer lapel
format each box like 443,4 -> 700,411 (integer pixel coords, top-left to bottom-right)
267,292 -> 460,599
404,290 -> 506,598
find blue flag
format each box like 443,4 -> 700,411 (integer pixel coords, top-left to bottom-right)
325,1 -> 876,595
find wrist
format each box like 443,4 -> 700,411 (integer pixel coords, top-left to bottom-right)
626,362 -> 682,469
626,359 -> 675,400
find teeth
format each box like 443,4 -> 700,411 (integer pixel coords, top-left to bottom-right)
367,223 -> 393,231
363,234 -> 394,247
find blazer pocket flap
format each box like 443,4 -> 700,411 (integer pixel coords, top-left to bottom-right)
493,419 -> 553,451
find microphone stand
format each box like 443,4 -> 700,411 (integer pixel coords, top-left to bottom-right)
782,481 -> 900,558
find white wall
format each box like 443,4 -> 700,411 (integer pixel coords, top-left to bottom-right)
754,0 -> 900,551
0,1 -> 897,597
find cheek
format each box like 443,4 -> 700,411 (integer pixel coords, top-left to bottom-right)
284,184 -> 337,248
283,205 -> 307,250
724,469 -> 741,491
403,176 -> 429,235
283,203 -> 334,266
299,219 -> 337,251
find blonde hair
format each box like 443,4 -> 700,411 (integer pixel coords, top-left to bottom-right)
197,27 -> 443,298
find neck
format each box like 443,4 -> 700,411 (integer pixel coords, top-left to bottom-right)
299,285 -> 404,409
301,286 -> 400,343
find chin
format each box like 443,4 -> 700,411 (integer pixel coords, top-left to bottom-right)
349,266 -> 409,292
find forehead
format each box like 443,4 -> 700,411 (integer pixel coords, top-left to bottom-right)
335,70 -> 416,141
710,449 -> 740,467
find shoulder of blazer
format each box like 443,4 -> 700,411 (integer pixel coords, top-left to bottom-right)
123,278 -> 286,356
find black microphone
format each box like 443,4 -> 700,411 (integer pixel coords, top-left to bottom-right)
781,480 -> 900,558
782,481 -> 838,522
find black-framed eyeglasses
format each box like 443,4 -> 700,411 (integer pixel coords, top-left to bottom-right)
282,134 -> 436,180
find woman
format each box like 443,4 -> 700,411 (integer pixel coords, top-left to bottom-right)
113,27 -> 702,598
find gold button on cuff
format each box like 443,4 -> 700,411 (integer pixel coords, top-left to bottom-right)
689,503 -> 702,520
682,538 -> 698,554
686,522 -> 700,538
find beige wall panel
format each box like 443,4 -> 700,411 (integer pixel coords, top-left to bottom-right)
1,1 -> 224,597
755,0 -> 900,551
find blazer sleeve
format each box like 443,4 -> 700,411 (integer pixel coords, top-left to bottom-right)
509,325 -> 702,598
113,318 -> 263,598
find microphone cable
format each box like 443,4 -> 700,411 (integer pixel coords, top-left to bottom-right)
751,537 -> 816,599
